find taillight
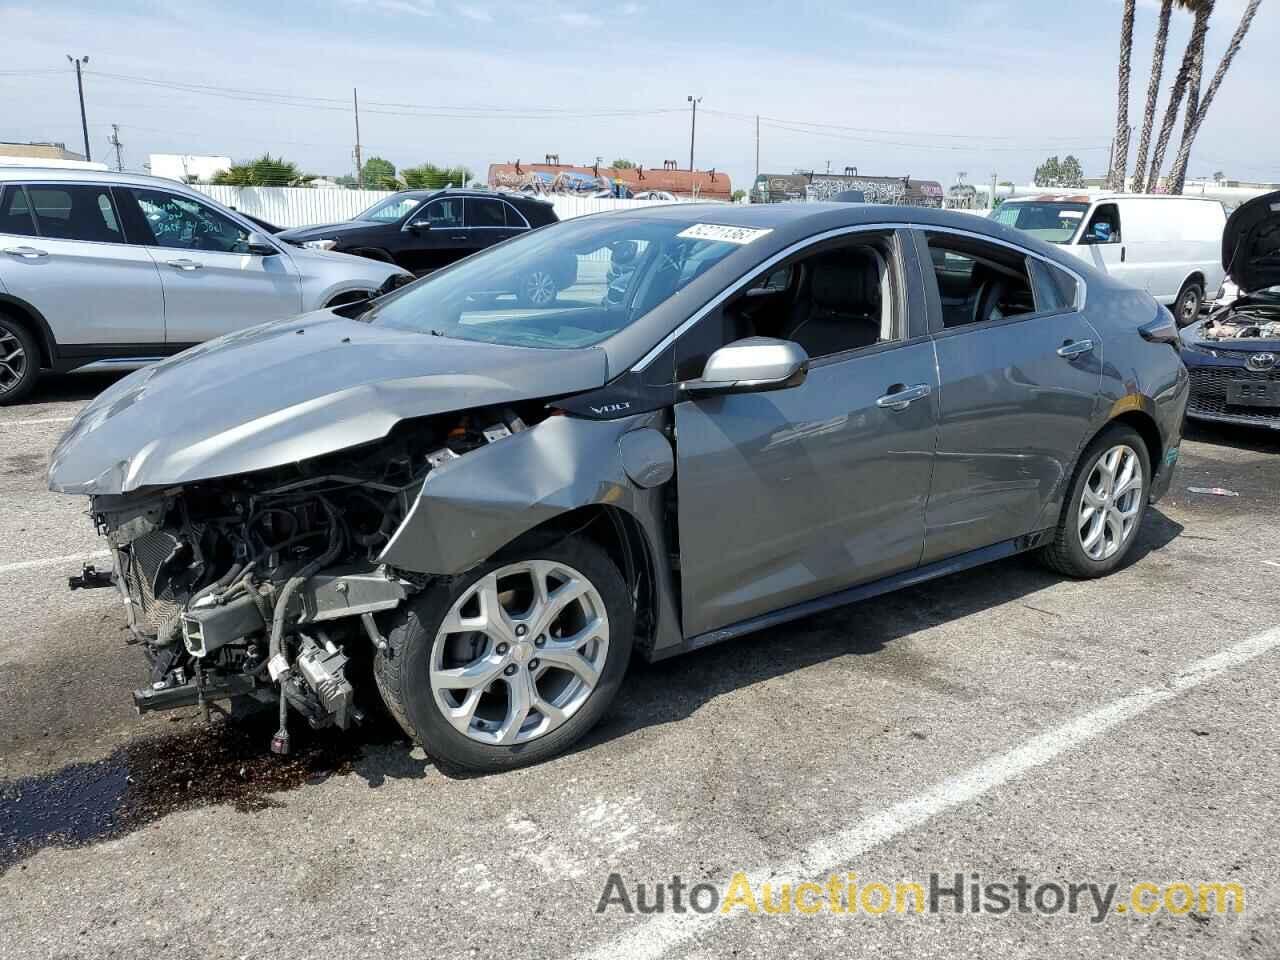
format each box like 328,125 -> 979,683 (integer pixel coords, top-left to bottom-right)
1139,306 -> 1180,346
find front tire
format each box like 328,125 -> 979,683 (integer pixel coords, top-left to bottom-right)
1040,424 -> 1150,578
0,314 -> 40,405
374,536 -> 632,773
1175,281 -> 1204,328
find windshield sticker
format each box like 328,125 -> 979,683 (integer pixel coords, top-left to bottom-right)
1058,210 -> 1084,218
677,224 -> 774,245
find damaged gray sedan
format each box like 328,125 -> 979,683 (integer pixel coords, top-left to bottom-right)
48,203 -> 1188,772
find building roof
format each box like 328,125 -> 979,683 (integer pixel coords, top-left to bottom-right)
0,141 -> 86,162
488,162 -> 732,200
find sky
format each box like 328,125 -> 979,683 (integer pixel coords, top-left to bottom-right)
2,0 -> 1277,193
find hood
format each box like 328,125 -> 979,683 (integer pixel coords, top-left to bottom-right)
48,314 -> 608,496
279,221 -> 379,243
1222,190 -> 1280,293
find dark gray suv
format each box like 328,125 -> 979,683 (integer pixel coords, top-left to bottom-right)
48,202 -> 1187,772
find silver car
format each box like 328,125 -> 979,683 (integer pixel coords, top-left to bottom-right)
48,203 -> 1187,773
0,168 -> 411,403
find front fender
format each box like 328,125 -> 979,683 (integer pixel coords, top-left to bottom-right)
379,411 -> 674,578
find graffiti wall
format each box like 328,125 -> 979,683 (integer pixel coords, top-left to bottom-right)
752,173 -> 943,207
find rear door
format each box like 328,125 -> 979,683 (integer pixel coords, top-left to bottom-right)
672,228 -> 939,638
0,182 -> 165,347
467,196 -> 522,253
916,228 -> 1101,563
123,187 -> 300,344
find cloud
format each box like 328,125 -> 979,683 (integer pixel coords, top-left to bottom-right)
353,0 -> 435,16
619,2 -> 643,14
557,10 -> 602,27
456,4 -> 493,22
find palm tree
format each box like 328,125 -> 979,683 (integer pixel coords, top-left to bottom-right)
1141,0 -> 1213,192
1130,0 -> 1173,193
1108,0 -> 1137,190
1165,0 -> 1264,192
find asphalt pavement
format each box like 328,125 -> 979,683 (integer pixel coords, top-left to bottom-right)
2,371 -> 1279,960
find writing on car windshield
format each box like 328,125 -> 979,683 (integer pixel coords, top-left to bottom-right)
367,218 -> 748,348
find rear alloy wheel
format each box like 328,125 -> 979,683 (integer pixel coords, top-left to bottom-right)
375,536 -> 632,772
1040,424 -> 1150,578
518,269 -> 558,307
1175,282 -> 1203,328
0,316 -> 39,405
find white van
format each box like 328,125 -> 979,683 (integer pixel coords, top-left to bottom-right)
992,194 -> 1226,325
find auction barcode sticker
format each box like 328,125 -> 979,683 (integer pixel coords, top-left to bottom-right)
677,224 -> 774,245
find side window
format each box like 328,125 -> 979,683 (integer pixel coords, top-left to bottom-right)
423,198 -> 464,229
503,202 -> 530,229
925,235 -> 1038,329
677,235 -> 899,379
131,189 -> 250,253
469,197 -> 506,228
1029,258 -> 1080,313
0,186 -> 38,237
27,185 -> 124,243
1082,203 -> 1121,244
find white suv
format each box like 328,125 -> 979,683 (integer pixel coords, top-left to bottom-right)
0,168 -> 411,403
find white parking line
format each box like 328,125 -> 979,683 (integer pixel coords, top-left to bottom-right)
0,416 -> 75,427
575,624 -> 1280,960
0,551 -> 109,576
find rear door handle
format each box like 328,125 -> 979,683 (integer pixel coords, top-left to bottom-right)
1057,338 -> 1094,358
876,383 -> 931,411
2,246 -> 48,259
166,258 -> 202,271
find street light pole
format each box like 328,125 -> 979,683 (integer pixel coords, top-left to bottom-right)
687,95 -> 701,171
67,55 -> 91,162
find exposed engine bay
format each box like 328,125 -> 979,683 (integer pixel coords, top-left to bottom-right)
88,404 -> 541,753
1201,298 -> 1280,341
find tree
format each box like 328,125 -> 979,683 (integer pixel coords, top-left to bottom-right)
1131,0 -> 1174,193
1165,0 -> 1263,193
730,189 -> 747,203
361,155 -> 398,190
211,153 -> 312,187
401,163 -> 473,189
610,158 -> 637,169
1033,155 -> 1085,188
1140,0 -> 1213,192
1108,0 -> 1137,190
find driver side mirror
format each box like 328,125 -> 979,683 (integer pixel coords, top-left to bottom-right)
407,218 -> 432,231
245,231 -> 278,256
680,337 -> 809,397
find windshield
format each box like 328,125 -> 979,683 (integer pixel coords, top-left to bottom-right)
357,195 -> 424,223
991,202 -> 1089,243
366,216 -> 748,349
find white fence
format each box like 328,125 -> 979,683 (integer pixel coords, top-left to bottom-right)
191,185 -> 698,229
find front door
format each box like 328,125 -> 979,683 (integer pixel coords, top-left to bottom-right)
399,196 -> 469,276
124,188 -> 300,344
1075,202 -> 1144,291
0,182 -> 165,346
672,230 -> 938,638
917,229 -> 1102,563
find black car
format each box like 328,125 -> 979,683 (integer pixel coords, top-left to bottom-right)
279,189 -> 575,303
1180,189 -> 1280,430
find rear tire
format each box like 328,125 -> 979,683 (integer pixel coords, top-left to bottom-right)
374,535 -> 632,773
0,314 -> 40,405
1174,281 -> 1204,328
1039,424 -> 1150,578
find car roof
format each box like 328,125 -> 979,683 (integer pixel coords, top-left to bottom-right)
1003,193 -> 1221,204
0,166 -> 206,191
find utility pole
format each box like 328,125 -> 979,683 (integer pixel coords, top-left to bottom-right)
990,172 -> 998,210
687,95 -> 701,171
754,114 -> 760,185
66,55 -> 90,162
108,123 -> 123,171
353,87 -> 363,186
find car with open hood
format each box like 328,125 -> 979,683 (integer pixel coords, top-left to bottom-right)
48,202 -> 1188,772
0,168 -> 412,404
1179,189 -> 1280,430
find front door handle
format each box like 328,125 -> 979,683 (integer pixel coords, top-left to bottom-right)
876,383 -> 931,411
450,234 -> 468,241
1120,245 -> 1126,263
166,258 -> 202,271
1057,338 -> 1094,358
2,246 -> 49,259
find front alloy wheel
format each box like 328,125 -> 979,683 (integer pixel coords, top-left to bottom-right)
374,535 -> 632,772
430,560 -> 610,745
519,269 -> 557,306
